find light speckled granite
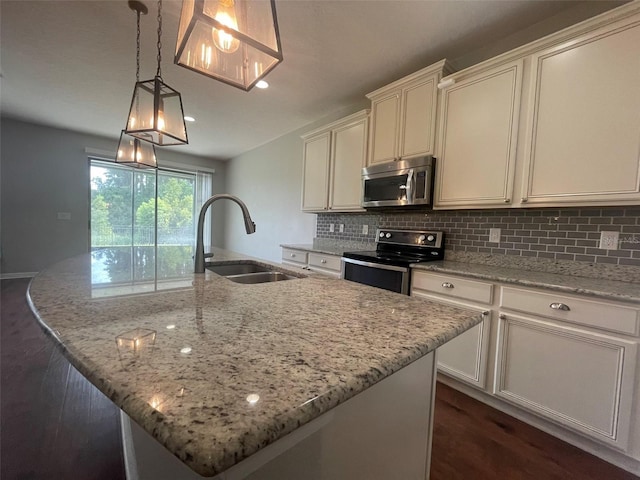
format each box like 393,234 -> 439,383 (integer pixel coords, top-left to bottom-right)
412,261 -> 640,304
27,247 -> 481,477
281,238 -> 376,256
445,251 -> 640,284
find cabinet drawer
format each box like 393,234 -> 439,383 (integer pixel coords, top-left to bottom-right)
308,253 -> 342,272
500,286 -> 639,337
412,272 -> 493,304
282,249 -> 308,266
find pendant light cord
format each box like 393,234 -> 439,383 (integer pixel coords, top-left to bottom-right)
136,8 -> 141,82
156,0 -> 162,79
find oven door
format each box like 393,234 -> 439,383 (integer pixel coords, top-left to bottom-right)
362,168 -> 412,208
341,258 -> 410,295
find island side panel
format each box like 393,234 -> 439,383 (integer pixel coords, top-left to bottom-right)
123,352 -> 437,480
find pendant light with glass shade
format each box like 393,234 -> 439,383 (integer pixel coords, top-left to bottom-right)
125,0 -> 189,146
174,0 -> 283,91
116,1 -> 157,169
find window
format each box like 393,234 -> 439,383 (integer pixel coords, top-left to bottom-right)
90,159 -> 213,285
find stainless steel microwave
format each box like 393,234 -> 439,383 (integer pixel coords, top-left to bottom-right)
362,156 -> 435,208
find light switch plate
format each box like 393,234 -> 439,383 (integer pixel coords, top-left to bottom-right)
339,224 -> 345,233
362,225 -> 369,235
329,224 -> 335,233
489,228 -> 501,243
599,231 -> 619,250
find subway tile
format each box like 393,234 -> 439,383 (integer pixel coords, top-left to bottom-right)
555,253 -> 575,261
620,258 -> 640,267
574,255 -> 596,263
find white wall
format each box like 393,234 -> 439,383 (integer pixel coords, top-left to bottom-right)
0,118 -> 227,275
222,102 -> 367,263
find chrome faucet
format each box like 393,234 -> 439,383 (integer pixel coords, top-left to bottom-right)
194,194 -> 256,273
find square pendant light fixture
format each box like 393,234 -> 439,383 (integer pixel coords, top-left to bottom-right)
125,0 -> 189,147
174,0 -> 283,91
125,76 -> 188,146
116,130 -> 157,168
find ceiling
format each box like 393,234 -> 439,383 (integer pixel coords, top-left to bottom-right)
0,0 -> 621,160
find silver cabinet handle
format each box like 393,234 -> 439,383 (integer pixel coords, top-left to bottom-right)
482,311 -> 489,316
321,259 -> 327,264
521,198 -> 528,203
550,302 -> 570,311
290,253 -> 296,258
441,282 -> 454,288
499,313 -> 506,320
504,198 -> 510,203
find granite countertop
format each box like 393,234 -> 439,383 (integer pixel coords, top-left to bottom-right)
281,238 -> 376,256
279,240 -> 640,304
27,247 -> 481,477
412,261 -> 640,304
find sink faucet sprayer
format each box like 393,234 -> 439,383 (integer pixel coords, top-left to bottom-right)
194,194 -> 256,273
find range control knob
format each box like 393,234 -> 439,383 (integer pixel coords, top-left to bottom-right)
427,234 -> 435,242
385,233 -> 392,239
379,232 -> 385,238
418,235 -> 426,243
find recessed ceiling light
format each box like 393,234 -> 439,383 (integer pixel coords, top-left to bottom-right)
255,80 -> 269,89
184,116 -> 196,122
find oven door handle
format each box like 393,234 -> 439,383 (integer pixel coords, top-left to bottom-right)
341,258 -> 409,273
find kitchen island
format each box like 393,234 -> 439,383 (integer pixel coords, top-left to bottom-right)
27,247 -> 482,479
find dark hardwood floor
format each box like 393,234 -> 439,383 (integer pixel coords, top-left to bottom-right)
1,278 -> 638,480
1,278 -> 125,480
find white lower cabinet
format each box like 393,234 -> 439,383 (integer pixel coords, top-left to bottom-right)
411,269 -> 640,468
281,248 -> 342,278
495,312 -> 637,450
411,271 -> 493,389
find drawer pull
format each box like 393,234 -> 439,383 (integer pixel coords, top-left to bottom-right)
441,282 -> 454,289
499,314 -> 506,320
321,259 -> 327,264
290,253 -> 296,258
550,302 -> 570,312
482,311 -> 489,316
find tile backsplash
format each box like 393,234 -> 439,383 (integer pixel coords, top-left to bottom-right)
317,207 -> 640,268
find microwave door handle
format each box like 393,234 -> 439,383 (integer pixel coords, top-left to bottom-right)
404,169 -> 414,203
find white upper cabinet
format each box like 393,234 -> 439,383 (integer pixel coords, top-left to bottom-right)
520,18 -> 640,206
301,110 -> 369,213
301,131 -> 331,211
367,60 -> 452,166
435,61 -> 523,207
434,3 -> 640,209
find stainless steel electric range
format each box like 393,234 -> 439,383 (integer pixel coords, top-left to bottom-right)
341,229 -> 445,295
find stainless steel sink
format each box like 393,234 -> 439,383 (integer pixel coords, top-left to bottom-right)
206,262 -> 272,276
224,271 -> 295,284
206,261 -> 298,284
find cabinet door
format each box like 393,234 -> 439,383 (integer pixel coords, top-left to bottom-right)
521,21 -> 640,205
400,76 -> 437,158
329,117 -> 368,211
301,132 -> 330,212
494,312 -> 637,450
435,61 -> 523,208
437,310 -> 491,389
368,92 -> 400,165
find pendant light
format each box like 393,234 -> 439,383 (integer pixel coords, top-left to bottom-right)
117,1 -> 157,169
174,0 -> 283,91
125,0 -> 188,146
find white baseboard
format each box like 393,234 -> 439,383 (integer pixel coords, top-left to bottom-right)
0,272 -> 37,280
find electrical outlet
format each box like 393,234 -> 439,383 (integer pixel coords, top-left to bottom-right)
339,224 -> 344,233
362,224 -> 369,235
599,231 -> 619,250
57,212 -> 71,220
489,228 -> 501,243
329,223 -> 334,233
